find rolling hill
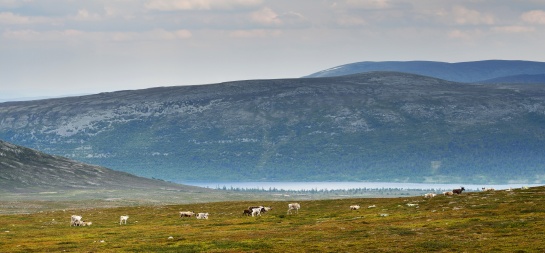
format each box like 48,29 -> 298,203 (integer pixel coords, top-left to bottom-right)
305,60 -> 545,83
1,72 -> 545,183
0,139 -> 204,193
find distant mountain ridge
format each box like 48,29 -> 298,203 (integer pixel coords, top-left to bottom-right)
1,71 -> 545,184
0,139 -> 202,193
306,60 -> 545,83
479,74 -> 545,84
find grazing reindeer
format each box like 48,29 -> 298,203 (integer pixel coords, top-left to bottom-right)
453,187 -> 465,194
119,215 -> 129,225
287,203 -> 300,214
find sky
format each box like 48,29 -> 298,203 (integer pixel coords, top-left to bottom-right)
1,0 -> 545,101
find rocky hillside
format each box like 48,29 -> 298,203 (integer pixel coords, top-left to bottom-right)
0,139 -> 205,193
306,60 -> 545,83
1,72 -> 545,183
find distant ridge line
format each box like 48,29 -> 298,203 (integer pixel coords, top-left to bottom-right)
305,60 -> 545,84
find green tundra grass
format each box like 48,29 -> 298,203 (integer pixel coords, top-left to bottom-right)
1,187 -> 545,252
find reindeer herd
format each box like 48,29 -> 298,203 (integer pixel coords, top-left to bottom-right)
69,202 -> 301,227
441,186 -> 466,196
69,186 -> 524,227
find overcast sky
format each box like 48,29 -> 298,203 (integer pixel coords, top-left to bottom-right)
1,0 -> 545,100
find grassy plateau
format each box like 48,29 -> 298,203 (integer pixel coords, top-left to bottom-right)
1,186 -> 545,252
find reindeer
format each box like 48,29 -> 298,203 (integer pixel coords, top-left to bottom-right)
453,187 -> 465,194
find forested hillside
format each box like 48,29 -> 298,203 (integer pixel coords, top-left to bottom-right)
1,72 -> 545,183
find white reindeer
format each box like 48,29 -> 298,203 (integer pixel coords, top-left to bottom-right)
287,203 -> 300,214
119,215 -> 129,225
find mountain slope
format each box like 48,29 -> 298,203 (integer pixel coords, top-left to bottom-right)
1,72 -> 545,183
0,139 -> 204,193
306,60 -> 545,83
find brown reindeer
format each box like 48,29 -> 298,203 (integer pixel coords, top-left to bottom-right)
453,187 -> 465,194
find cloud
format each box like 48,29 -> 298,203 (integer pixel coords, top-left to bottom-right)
344,0 -> 392,9
2,29 -> 192,42
447,29 -> 482,40
277,11 -> 306,24
0,0 -> 30,8
0,12 -> 56,25
145,0 -> 262,11
447,30 -> 467,39
336,15 -> 367,27
2,29 -> 85,41
0,12 -> 31,24
111,29 -> 192,41
229,29 -> 281,38
329,0 -> 412,28
73,9 -> 102,21
249,7 -> 307,28
492,25 -> 535,33
173,29 -> 193,39
452,6 -> 494,25
250,7 -> 281,25
522,10 -> 545,25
